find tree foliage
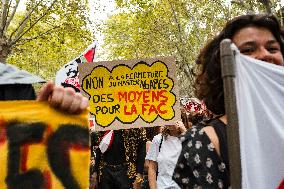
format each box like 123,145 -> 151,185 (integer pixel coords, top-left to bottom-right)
100,0 -> 230,96
1,0 -> 93,80
99,0 -> 284,97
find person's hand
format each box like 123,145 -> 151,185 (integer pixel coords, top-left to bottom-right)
133,181 -> 142,189
90,157 -> 95,166
93,172 -> 98,189
133,173 -> 143,189
89,172 -> 98,189
37,81 -> 89,114
175,121 -> 187,135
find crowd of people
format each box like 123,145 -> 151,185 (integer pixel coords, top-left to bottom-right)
2,12 -> 284,189
89,97 -> 211,189
89,13 -> 284,189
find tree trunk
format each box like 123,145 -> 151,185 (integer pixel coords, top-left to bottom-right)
0,37 -> 12,63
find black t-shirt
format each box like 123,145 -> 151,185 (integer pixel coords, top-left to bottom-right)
103,130 -> 126,165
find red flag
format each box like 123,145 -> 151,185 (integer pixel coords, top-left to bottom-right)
84,48 -> 95,62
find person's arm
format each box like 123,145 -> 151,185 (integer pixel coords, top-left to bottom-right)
143,141 -> 152,170
175,121 -> 187,135
144,134 -> 160,189
148,160 -> 158,189
37,81 -> 89,114
203,126 -> 220,156
91,172 -> 98,189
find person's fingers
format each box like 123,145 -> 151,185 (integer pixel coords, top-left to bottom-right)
176,121 -> 183,127
68,92 -> 83,113
38,81 -> 89,114
173,121 -> 181,129
59,87 -> 76,111
80,96 -> 89,111
176,120 -> 187,133
37,81 -> 54,101
49,86 -> 65,108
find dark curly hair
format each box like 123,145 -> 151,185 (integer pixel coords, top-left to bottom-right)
195,14 -> 284,115
145,126 -> 161,141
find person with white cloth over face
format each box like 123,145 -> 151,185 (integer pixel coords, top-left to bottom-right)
172,14 -> 284,189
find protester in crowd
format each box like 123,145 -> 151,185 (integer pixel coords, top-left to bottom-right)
0,62 -> 89,113
146,121 -> 186,189
93,128 -> 147,189
146,98 -> 210,189
173,14 -> 284,188
141,126 -> 163,189
180,97 -> 212,128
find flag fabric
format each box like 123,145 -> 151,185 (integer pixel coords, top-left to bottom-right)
234,49 -> 284,189
99,130 -> 114,153
78,46 -> 96,63
55,41 -> 98,92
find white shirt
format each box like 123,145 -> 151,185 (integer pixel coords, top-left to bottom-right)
145,134 -> 182,189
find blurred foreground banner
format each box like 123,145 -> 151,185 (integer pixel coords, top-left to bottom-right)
0,101 -> 90,189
